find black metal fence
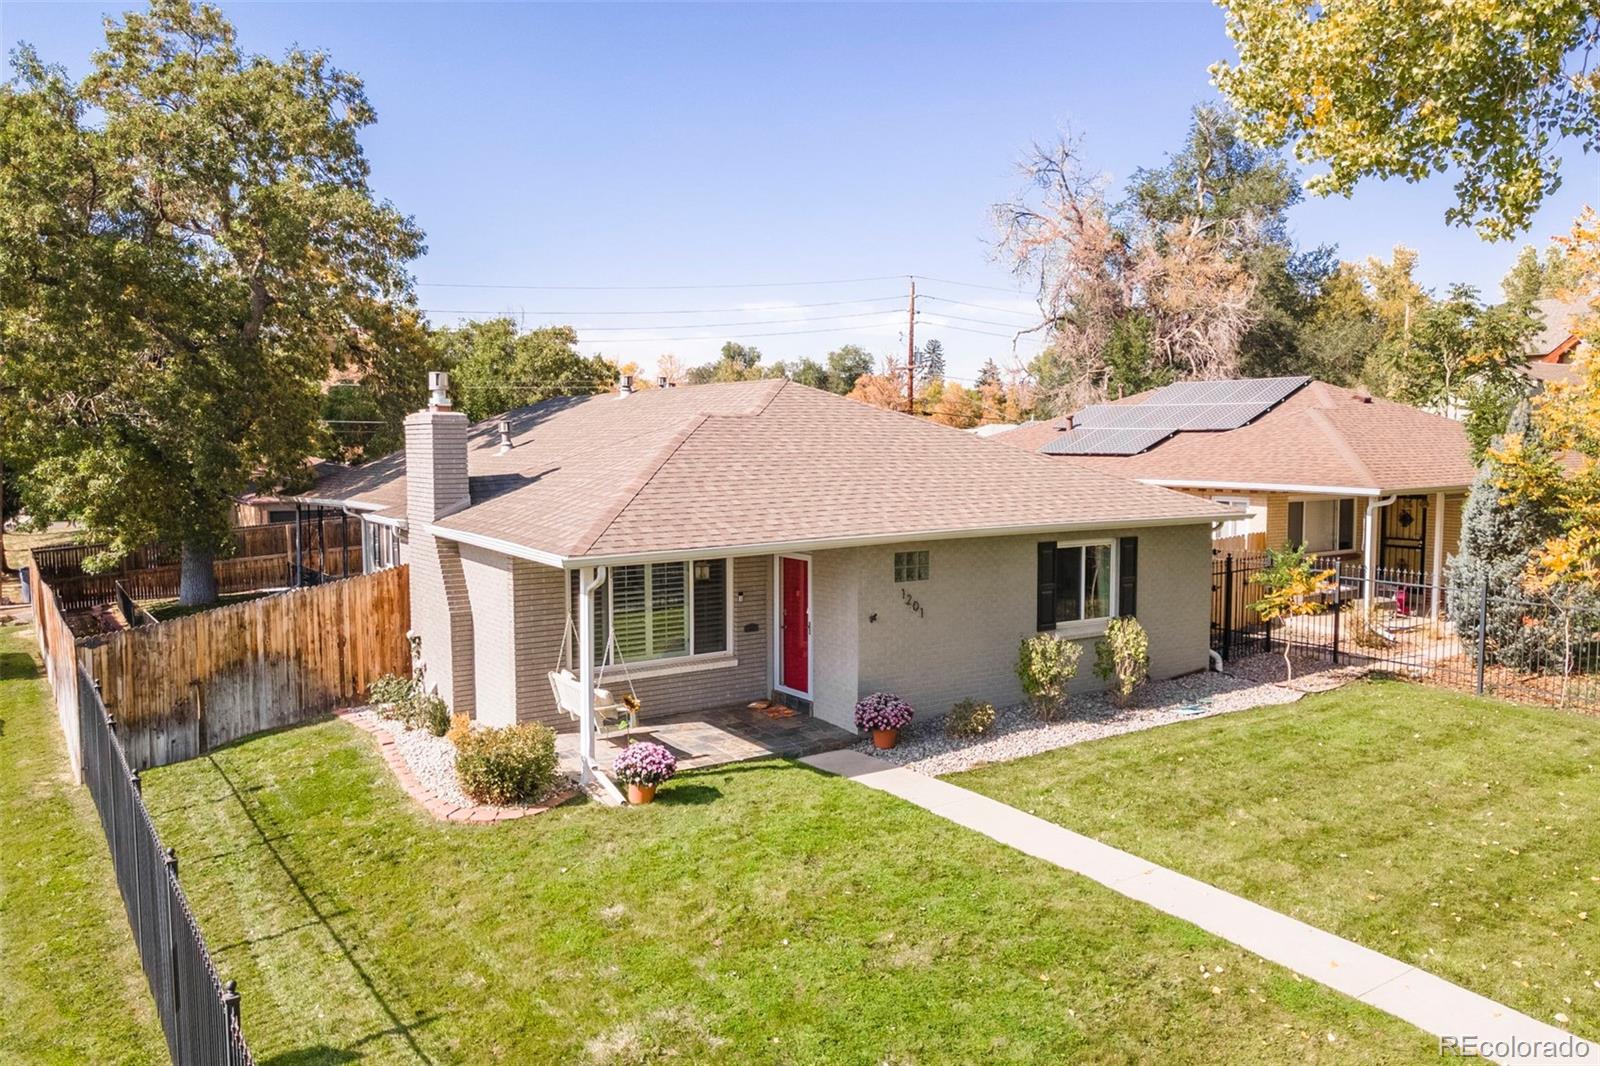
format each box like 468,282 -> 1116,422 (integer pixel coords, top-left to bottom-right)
77,665 -> 254,1065
1211,552 -> 1600,715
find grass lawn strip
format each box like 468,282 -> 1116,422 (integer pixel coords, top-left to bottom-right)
143,716 -> 1438,1064
0,625 -> 167,1063
949,679 -> 1600,1042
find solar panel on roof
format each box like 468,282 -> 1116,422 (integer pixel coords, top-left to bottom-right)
1065,376 -> 1309,438
1041,425 -> 1177,456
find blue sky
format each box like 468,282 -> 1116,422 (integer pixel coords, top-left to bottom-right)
6,2 -> 1597,383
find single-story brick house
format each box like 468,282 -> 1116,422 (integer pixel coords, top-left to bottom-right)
297,374 -> 1232,781
991,377 -> 1478,616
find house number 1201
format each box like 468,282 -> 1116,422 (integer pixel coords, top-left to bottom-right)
901,588 -> 925,617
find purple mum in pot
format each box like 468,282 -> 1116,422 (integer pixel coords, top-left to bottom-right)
612,741 -> 678,787
854,692 -> 914,733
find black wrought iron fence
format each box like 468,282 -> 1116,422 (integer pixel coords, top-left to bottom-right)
1210,552 -> 1600,715
77,665 -> 254,1065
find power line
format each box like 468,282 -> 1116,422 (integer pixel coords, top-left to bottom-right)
923,294 -> 1040,318
918,311 -> 1033,329
418,308 -> 907,331
414,275 -> 907,292
416,295 -> 905,316
911,273 -> 1032,295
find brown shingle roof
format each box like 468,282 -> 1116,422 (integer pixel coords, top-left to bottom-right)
307,380 -> 1230,560
989,380 -> 1477,494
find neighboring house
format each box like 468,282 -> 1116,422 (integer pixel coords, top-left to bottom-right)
991,377 -> 1478,614
297,374 -> 1231,781
1525,297 -> 1590,388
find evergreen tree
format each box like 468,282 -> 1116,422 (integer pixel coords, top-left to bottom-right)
1446,402 -> 1556,669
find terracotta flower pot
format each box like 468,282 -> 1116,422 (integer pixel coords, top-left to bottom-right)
627,782 -> 657,805
871,728 -> 900,750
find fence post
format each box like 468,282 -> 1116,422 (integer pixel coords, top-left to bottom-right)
130,768 -> 141,796
1476,575 -> 1489,696
1331,580 -> 1341,665
1222,554 -> 1234,662
223,979 -> 241,1055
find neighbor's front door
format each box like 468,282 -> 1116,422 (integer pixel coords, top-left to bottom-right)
779,556 -> 810,695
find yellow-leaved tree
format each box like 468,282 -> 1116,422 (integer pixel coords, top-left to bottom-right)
1250,543 -> 1338,681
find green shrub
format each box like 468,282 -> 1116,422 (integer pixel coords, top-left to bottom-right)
368,673 -> 416,718
455,724 -> 559,805
1093,617 -> 1150,706
405,692 -> 450,737
1016,633 -> 1082,722
445,712 -> 471,747
946,698 -> 997,738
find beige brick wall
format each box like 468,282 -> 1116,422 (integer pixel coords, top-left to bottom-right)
403,408 -> 470,522
806,524 -> 1215,732
461,544 -> 516,727
507,555 -> 774,730
402,529 -> 475,716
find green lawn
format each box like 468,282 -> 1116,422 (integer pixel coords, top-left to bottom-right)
141,718 -> 1436,1064
950,679 -> 1600,1041
0,626 -> 167,1064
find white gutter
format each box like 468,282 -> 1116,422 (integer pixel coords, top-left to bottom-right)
283,495 -> 387,512
1141,478 -> 1470,497
422,510 -> 1241,570
1361,495 -> 1397,620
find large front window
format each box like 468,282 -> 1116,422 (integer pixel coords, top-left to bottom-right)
1053,541 -> 1114,625
1287,498 -> 1356,553
577,559 -> 729,665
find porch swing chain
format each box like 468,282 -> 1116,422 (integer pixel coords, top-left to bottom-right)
555,607 -> 640,713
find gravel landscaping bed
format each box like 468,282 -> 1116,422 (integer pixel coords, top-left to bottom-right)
856,668 -> 1311,777
345,708 -> 575,809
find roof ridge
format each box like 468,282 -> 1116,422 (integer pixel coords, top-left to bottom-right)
1304,406 -> 1380,487
568,413 -> 711,555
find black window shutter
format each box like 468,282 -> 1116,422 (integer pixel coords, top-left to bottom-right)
1118,536 -> 1138,617
1036,542 -> 1057,630
1287,501 -> 1305,547
693,559 -> 727,654
1338,498 -> 1356,550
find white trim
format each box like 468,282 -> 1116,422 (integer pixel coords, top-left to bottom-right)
283,495 -> 387,512
424,524 -> 566,567
601,653 -> 738,683
1430,490 -> 1447,621
1048,538 -> 1118,630
1142,478 -> 1471,498
566,513 -> 1235,568
773,554 -> 813,700
361,512 -> 407,529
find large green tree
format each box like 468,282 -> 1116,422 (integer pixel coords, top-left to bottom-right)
1213,0 -> 1600,239
432,319 -> 615,422
0,0 -> 427,604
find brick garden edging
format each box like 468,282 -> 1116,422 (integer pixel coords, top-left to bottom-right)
337,710 -> 578,824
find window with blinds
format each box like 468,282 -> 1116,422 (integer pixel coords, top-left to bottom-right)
600,560 -> 719,664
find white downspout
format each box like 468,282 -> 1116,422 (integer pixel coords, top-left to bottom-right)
1430,491 -> 1447,621
578,565 -> 607,787
1363,495 -> 1397,621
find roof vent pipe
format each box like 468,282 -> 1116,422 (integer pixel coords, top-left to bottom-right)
1063,414 -> 1076,431
666,380 -> 677,389
619,372 -> 634,396
657,374 -> 668,389
427,370 -> 451,411
496,418 -> 512,454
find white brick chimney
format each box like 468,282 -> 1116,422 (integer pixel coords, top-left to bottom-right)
405,371 -> 470,522
403,370 -> 475,716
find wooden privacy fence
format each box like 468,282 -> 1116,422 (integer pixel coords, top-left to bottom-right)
32,515 -> 358,579
34,575 -> 86,778
66,565 -> 410,770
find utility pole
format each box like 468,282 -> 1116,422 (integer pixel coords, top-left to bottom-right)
905,276 -> 917,415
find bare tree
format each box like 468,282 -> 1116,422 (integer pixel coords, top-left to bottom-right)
993,132 -> 1260,412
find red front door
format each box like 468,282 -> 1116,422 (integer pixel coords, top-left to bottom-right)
780,556 -> 809,694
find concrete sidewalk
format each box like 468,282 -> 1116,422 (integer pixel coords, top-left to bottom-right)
803,748 -> 1595,1066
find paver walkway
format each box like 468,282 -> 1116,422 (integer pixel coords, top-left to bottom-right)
803,748 -> 1596,1065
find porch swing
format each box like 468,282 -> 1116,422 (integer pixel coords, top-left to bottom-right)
548,612 -> 640,735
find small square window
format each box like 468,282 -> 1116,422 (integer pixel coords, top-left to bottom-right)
894,550 -> 929,583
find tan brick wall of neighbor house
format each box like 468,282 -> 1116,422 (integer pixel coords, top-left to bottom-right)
805,524 -> 1215,732
1443,493 -> 1465,563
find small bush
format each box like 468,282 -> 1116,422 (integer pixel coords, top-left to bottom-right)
412,693 -> 451,736
445,713 -> 471,747
1016,633 -> 1082,721
854,692 -> 914,733
946,698 -> 997,738
612,741 -> 678,788
455,724 -> 559,805
368,673 -> 416,717
1094,617 -> 1150,706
